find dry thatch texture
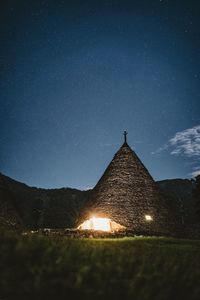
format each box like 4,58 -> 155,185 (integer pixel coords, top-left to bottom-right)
79,142 -> 172,236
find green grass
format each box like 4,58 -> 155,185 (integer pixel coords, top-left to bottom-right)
0,231 -> 200,300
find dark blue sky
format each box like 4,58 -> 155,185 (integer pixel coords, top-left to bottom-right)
1,0 -> 200,189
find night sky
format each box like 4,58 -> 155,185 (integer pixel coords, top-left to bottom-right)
1,0 -> 200,189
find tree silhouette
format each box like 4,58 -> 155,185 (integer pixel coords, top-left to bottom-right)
193,175 -> 200,224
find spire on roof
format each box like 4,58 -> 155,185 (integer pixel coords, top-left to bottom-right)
79,132 -> 171,235
123,130 -> 128,143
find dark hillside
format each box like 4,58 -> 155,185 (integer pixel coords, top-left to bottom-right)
157,179 -> 195,225
1,173 -> 90,229
0,173 -> 196,231
0,175 -> 22,229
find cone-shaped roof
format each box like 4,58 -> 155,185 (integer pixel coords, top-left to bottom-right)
80,139 -> 170,235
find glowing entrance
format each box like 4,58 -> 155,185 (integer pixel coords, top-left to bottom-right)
78,216 -> 125,232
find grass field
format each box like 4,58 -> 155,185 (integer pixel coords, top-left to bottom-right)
0,231 -> 200,300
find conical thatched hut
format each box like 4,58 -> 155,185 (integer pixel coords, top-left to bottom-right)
78,132 -> 171,236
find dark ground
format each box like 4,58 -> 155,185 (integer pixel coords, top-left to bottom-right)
0,231 -> 200,300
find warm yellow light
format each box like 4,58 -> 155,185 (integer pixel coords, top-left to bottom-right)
91,217 -> 111,231
145,215 -> 153,221
78,217 -> 111,231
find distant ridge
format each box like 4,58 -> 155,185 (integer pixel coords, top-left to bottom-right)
0,173 -> 22,229
0,172 -> 196,234
1,173 -> 90,229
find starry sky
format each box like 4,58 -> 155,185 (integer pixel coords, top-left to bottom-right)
1,0 -> 200,189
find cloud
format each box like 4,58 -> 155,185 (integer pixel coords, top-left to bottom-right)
151,143 -> 168,155
190,169 -> 200,178
169,125 -> 200,157
153,125 -> 200,157
83,185 -> 94,190
153,125 -> 200,178
189,166 -> 200,178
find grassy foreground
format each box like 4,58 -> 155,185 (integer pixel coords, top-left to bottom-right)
0,231 -> 200,300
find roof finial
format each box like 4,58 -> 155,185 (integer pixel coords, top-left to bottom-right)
123,130 -> 128,143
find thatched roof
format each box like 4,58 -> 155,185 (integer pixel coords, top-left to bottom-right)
80,140 -> 171,235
